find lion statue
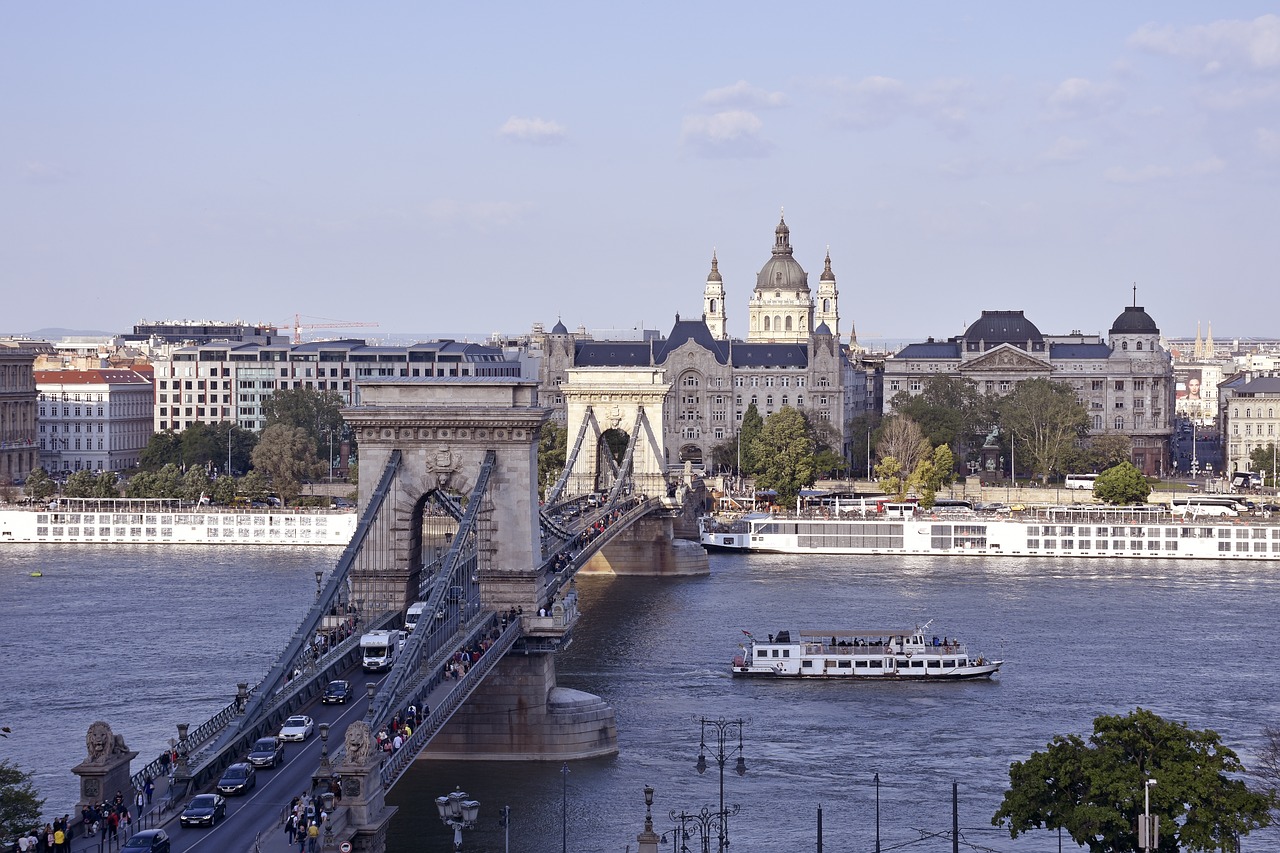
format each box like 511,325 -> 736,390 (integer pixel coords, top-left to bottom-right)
85,721 -> 113,764
344,720 -> 372,764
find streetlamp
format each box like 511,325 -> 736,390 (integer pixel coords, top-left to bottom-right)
1139,778 -> 1158,852
315,570 -> 324,600
694,716 -> 747,853
667,806 -> 733,853
435,788 -> 480,852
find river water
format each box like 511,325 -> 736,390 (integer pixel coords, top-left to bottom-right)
5,545 -> 1280,851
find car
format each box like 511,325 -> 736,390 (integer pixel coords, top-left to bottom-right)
216,762 -> 257,795
322,679 -> 352,704
278,714 -> 315,742
247,736 -> 285,768
180,794 -> 227,827
120,830 -> 171,853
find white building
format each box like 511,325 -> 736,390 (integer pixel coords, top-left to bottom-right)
35,369 -> 154,473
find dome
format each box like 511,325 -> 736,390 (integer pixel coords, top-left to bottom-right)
814,321 -> 832,335
1109,305 -> 1159,335
755,214 -> 809,293
963,310 -> 1044,345
707,251 -> 722,283
820,250 -> 835,282
551,319 -> 568,335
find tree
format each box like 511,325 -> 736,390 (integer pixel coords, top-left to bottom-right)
738,403 -> 764,475
263,386 -> 346,460
210,475 -> 237,505
749,407 -> 816,507
873,455 -> 906,501
1248,444 -> 1278,487
845,411 -> 882,479
124,471 -> 155,498
997,378 -> 1090,483
23,468 -> 55,501
875,416 -> 930,481
1093,462 -> 1151,505
92,471 -> 120,498
181,467 -> 212,502
538,422 -> 567,497
807,417 -> 848,479
239,469 -> 271,502
139,430 -> 182,471
152,464 -> 184,498
250,424 -> 321,505
1068,433 -> 1133,474
908,444 -> 956,509
993,707 -> 1277,852
63,469 -> 98,498
0,759 -> 45,842
890,375 -> 987,462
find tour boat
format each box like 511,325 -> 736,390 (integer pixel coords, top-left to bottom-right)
732,624 -> 1002,680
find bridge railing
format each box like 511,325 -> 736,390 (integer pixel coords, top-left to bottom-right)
378,614 -> 522,790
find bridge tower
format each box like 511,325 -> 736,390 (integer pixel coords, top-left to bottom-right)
561,367 -> 670,498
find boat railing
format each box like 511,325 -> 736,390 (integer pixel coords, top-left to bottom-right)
803,642 -> 969,657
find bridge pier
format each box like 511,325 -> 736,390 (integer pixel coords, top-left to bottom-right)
582,512 -> 709,576
420,651 -> 617,760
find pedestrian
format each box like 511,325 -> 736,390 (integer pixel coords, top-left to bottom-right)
135,788 -> 146,820
307,820 -> 320,853
145,776 -> 154,805
284,812 -> 297,845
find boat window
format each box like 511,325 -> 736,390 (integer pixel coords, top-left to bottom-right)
927,660 -> 941,668
782,650 -> 790,657
801,660 -> 813,668
756,650 -> 767,658
855,660 -> 868,668
911,660 -> 925,668
869,660 -> 882,668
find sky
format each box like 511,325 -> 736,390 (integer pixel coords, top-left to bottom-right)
3,3 -> 1279,345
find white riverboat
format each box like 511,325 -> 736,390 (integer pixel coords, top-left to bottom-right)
733,624 -> 1002,680
700,504 -> 1280,561
0,500 -> 356,546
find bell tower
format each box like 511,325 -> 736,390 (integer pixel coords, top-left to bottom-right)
703,251 -> 728,340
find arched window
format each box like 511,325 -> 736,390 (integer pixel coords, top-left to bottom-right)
822,298 -> 830,312
709,299 -> 717,313
1093,415 -> 1102,430
1121,341 -> 1128,350
1246,408 -> 1251,418
774,315 -> 782,331
1136,341 -> 1143,350
763,316 -> 771,331
1114,416 -> 1124,430
785,316 -> 793,331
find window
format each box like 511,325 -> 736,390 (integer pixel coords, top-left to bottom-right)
889,380 -> 900,392
909,380 -> 922,392
1092,380 -> 1103,391
1114,416 -> 1124,430
1115,381 -> 1125,391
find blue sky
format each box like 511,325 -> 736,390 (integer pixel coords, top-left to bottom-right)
4,3 -> 1279,344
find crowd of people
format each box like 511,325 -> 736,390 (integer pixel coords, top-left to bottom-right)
284,789 -> 331,853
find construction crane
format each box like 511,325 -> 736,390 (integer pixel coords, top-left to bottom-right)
290,314 -> 380,344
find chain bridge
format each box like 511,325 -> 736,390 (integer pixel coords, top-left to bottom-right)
76,377 -> 707,853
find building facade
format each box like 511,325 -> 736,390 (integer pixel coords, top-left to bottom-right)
151,339 -> 522,433
1221,376 -> 1280,477
0,341 -> 42,485
35,369 -> 154,473
537,216 -> 863,470
884,306 -> 1175,477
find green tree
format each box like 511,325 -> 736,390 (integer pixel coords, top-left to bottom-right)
873,455 -> 906,501
807,416 -> 848,479
124,471 -> 155,498
250,424 -> 321,505
263,386 -> 346,459
997,378 -> 1091,483
1093,462 -> 1151,505
750,407 -> 816,507
0,759 -> 45,842
63,469 -> 97,498
239,469 -> 271,502
139,430 -> 182,471
890,375 -> 987,461
210,475 -> 238,505
993,707 -> 1277,852
908,444 -> 957,509
152,464 -> 184,498
23,468 -> 55,501
875,415 -> 930,481
738,403 -> 765,475
537,422 -> 567,497
1069,433 -> 1133,474
92,471 -> 120,498
845,411 -> 882,479
181,467 -> 212,502
1248,444 -> 1278,487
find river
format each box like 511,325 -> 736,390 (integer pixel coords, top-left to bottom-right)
4,545 -> 1280,851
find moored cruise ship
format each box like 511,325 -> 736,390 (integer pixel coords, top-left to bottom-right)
701,505 -> 1280,560
0,498 -> 356,546
733,624 -> 1001,680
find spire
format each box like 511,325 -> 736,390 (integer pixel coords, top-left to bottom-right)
1194,321 -> 1202,359
1132,282 -> 1138,307
820,246 -> 835,282
1205,322 -> 1214,358
707,249 -> 722,282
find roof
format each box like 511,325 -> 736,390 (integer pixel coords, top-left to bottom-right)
653,319 -> 729,365
754,214 -> 810,293
1236,376 -> 1280,394
1049,343 -> 1113,359
730,343 -> 809,368
894,342 -> 960,359
963,310 -> 1043,344
1109,305 -> 1159,335
34,369 -> 152,386
574,341 -> 652,367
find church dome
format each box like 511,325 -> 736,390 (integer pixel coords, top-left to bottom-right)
755,214 -> 809,293
814,321 -> 832,335
707,252 -> 722,283
1109,305 -> 1159,335
820,250 -> 835,282
551,319 -> 568,335
963,310 -> 1044,345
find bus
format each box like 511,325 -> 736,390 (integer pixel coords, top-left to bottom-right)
1170,496 -> 1243,518
1063,473 -> 1099,490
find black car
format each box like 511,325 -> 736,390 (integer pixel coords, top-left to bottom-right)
121,830 -> 171,853
247,736 -> 285,768
217,762 -> 257,795
322,679 -> 352,704
180,793 -> 227,827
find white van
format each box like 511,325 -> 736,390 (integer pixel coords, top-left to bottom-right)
404,602 -> 427,634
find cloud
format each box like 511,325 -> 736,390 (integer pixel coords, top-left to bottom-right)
680,110 -> 772,158
21,161 -> 68,184
1129,14 -> 1280,73
422,199 -> 532,230
1103,156 -> 1225,184
700,80 -> 787,110
498,117 -> 567,145
1192,80 -> 1280,111
1038,136 -> 1091,163
1045,77 -> 1124,119
1258,128 -> 1280,158
819,75 -> 974,137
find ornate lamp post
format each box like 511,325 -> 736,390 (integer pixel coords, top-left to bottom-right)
667,806 -> 733,853
694,716 -> 747,853
435,787 -> 480,851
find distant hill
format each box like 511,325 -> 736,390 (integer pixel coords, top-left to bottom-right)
3,327 -> 115,339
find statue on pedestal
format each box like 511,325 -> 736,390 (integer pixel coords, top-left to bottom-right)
73,721 -> 138,812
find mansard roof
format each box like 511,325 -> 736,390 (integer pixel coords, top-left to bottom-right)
1049,343 -> 1113,359
963,310 -> 1043,345
895,341 -> 960,359
1237,376 -> 1280,394
730,343 -> 809,369
574,341 -> 652,367
653,318 -> 729,365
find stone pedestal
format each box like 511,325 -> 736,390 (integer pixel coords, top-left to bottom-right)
335,721 -> 398,853
422,653 -> 617,760
72,722 -> 138,813
581,514 -> 709,576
